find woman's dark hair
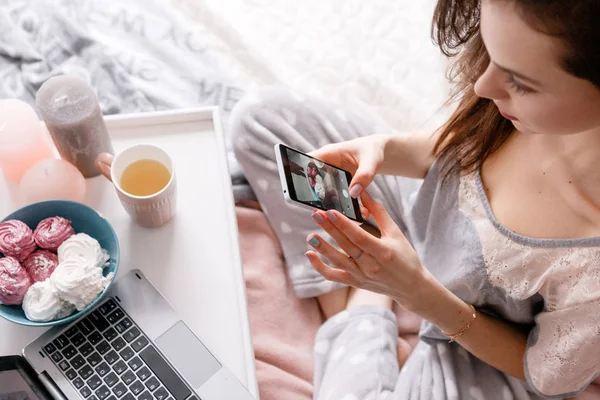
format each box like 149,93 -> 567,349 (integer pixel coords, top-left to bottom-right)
431,0 -> 600,177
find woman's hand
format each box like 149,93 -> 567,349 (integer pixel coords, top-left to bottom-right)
305,190 -> 430,310
307,192 -> 532,381
310,135 -> 389,199
306,192 -> 528,380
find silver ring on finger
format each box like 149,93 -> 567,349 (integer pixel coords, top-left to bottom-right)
348,250 -> 364,261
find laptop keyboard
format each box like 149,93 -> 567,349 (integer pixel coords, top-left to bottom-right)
42,297 -> 199,400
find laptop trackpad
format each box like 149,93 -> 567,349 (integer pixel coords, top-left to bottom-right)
156,321 -> 222,388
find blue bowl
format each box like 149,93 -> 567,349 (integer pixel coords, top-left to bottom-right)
0,201 -> 120,327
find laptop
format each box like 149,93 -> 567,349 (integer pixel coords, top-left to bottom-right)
1,269 -> 255,400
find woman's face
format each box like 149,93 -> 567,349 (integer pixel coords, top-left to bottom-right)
474,0 -> 600,135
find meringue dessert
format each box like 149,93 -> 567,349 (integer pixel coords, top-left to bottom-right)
22,279 -> 75,322
52,233 -> 112,311
58,233 -> 109,269
33,216 -> 75,251
51,259 -> 111,311
0,215 -> 112,322
0,220 -> 37,261
0,256 -> 32,305
23,250 -> 59,283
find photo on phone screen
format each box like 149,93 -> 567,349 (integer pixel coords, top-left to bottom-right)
276,145 -> 362,222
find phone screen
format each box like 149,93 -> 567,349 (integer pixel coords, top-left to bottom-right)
279,145 -> 362,222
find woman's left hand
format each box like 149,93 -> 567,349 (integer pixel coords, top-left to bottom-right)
306,191 -> 431,310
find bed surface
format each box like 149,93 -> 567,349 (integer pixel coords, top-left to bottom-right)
169,0 -> 453,133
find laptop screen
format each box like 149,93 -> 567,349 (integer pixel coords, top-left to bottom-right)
0,369 -> 41,400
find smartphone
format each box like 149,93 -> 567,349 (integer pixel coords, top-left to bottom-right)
275,143 -> 363,223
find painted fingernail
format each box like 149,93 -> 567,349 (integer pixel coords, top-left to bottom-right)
308,237 -> 321,247
312,212 -> 325,224
326,210 -> 338,222
349,184 -> 363,198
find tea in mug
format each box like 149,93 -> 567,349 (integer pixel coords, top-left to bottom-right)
120,159 -> 171,196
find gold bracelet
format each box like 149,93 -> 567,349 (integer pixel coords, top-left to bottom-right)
441,303 -> 477,343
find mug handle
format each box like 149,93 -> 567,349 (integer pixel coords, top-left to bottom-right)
95,153 -> 114,182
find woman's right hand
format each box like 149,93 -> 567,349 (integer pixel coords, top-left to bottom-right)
310,134 -> 388,199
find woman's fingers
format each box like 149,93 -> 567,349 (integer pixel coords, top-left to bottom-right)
360,191 -> 401,236
306,234 -> 362,275
312,211 -> 365,258
309,144 -> 353,172
315,209 -> 384,256
349,151 -> 379,198
305,251 -> 359,286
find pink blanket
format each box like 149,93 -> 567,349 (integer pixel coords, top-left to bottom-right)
235,205 -> 600,400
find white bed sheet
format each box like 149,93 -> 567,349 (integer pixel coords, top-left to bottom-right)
167,0 -> 454,133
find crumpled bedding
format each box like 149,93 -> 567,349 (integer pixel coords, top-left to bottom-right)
169,0 -> 454,134
1,0 -> 454,202
0,0 -> 254,200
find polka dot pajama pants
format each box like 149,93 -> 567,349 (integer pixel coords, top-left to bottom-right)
230,88 -> 540,400
230,87 -> 409,298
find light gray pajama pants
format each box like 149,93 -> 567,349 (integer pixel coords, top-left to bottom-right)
230,88 -> 538,400
230,87 -> 411,299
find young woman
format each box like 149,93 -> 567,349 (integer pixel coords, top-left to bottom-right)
231,0 -> 600,398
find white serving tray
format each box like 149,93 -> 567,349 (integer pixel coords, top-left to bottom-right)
0,107 -> 259,398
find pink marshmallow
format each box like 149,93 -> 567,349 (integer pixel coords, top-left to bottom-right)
0,256 -> 32,305
23,250 -> 59,283
0,220 -> 36,261
34,216 -> 75,251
